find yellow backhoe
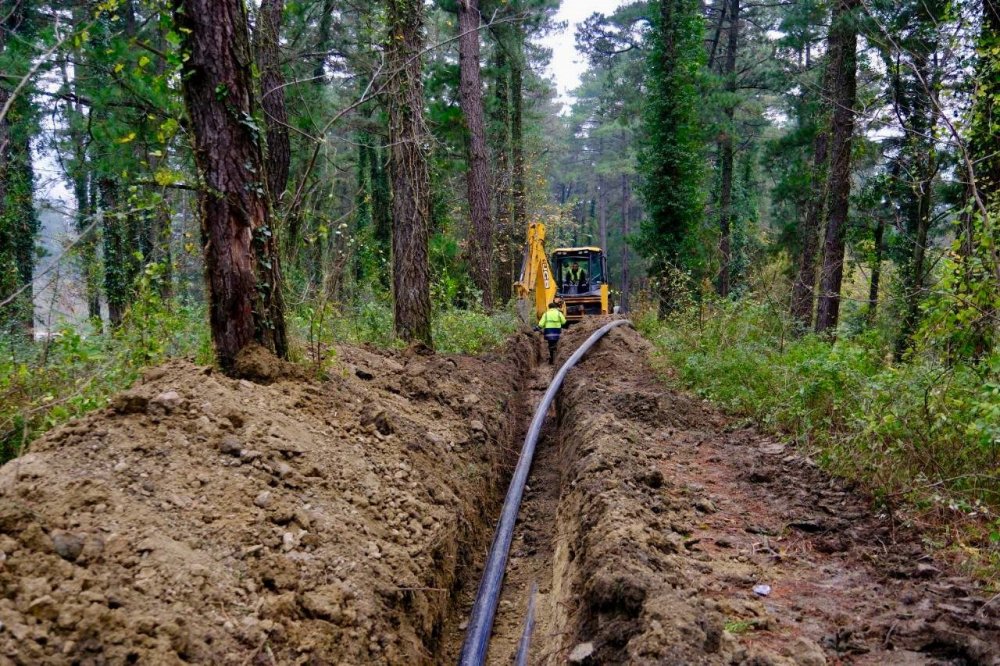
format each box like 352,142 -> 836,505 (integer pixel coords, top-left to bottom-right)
514,222 -> 610,324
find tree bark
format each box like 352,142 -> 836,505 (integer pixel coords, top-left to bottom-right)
457,0 -> 493,308
386,0 -> 432,344
790,34 -> 836,328
511,32 -> 526,239
354,133 -> 373,283
255,0 -> 291,209
895,63 -> 936,357
313,0 -> 336,82
98,178 -> 131,327
790,133 -> 828,328
173,0 -> 288,371
815,0 -> 859,334
491,45 -> 514,304
622,173 -> 631,311
867,214 -> 884,325
717,0 -> 738,298
0,3 -> 37,336
598,173 -> 608,252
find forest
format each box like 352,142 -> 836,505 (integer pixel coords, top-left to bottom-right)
1,0 -> 999,584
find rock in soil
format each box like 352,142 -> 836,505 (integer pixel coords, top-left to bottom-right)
0,333 -> 537,665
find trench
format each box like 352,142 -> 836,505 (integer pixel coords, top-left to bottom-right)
437,322 -> 625,664
437,360 -> 565,664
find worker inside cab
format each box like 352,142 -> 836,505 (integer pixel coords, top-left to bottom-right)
537,301 -> 567,365
563,262 -> 588,294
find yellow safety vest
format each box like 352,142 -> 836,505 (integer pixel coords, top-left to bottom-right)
538,308 -> 566,329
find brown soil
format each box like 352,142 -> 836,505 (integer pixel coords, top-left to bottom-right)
0,334 -> 537,665
3,320 -> 999,666
538,321 -> 1000,665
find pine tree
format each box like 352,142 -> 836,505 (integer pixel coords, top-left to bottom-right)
173,0 -> 289,371
386,0 -> 433,344
636,0 -> 706,311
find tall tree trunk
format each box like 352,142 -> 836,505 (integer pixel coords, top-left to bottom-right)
622,174 -> 631,312
173,0 -> 288,371
371,141 -> 392,251
354,133 -> 373,283
457,0 -> 493,308
60,26 -> 102,319
0,3 -> 38,336
598,173 -> 608,252
815,0 -> 859,334
74,169 -> 101,319
959,0 -> 999,358
99,178 -> 130,327
717,0 -> 738,298
790,131 -> 827,327
255,0 -> 291,209
313,0 -> 336,82
707,0 -> 728,70
511,32 -> 526,238
866,214 -> 884,325
491,46 -> 513,304
790,48 -> 835,328
385,0 -> 432,344
146,21 -> 174,301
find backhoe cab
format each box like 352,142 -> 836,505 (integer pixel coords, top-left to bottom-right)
514,222 -> 610,324
552,248 -> 609,321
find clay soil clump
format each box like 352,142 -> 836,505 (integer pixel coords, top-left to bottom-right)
0,334 -> 536,665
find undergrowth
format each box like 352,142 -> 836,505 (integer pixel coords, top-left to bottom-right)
637,298 -> 1000,584
4,281 -> 517,464
292,296 -> 519,369
1,272 -> 213,463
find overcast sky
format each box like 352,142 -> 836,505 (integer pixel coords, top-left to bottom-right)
539,0 -> 631,108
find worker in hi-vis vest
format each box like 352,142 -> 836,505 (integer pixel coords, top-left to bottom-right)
538,302 -> 567,365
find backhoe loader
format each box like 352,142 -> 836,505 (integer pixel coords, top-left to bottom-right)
514,222 -> 610,323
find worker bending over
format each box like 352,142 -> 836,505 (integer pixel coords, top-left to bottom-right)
538,301 -> 567,365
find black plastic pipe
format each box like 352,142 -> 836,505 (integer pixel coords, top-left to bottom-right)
458,319 -> 632,666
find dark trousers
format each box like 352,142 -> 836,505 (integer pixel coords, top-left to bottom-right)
543,329 -> 561,364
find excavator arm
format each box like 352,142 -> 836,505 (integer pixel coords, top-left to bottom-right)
514,222 -> 557,323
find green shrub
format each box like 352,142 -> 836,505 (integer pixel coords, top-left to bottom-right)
291,295 -> 518,364
0,266 -> 210,463
639,297 -> 1000,579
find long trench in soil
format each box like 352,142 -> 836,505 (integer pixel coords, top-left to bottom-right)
437,325 -> 1000,665
438,362 -> 564,664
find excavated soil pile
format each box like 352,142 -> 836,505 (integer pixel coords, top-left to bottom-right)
0,334 -> 537,665
545,321 -> 1000,665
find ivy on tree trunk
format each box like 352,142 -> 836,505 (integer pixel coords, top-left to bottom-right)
385,0 -> 432,345
173,0 -> 288,372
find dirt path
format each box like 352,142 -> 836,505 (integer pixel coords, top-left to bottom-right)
543,322 -> 1000,665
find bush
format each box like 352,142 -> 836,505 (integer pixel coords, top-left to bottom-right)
638,297 -> 1000,580
0,268 -> 211,463
292,295 -> 518,366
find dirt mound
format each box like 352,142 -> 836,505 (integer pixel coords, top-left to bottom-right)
545,322 -> 1000,664
0,334 -> 537,665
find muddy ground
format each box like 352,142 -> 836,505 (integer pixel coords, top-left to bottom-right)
1,322 -> 998,665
